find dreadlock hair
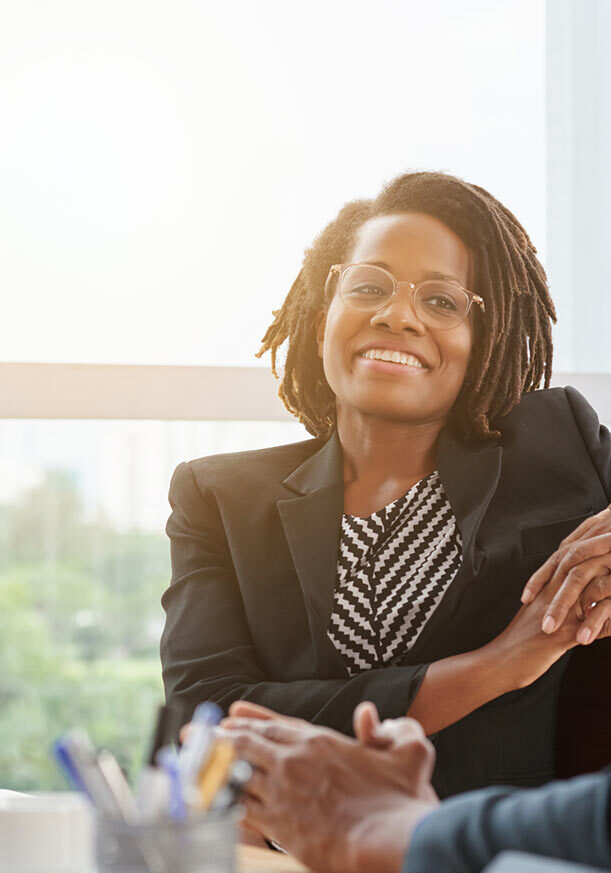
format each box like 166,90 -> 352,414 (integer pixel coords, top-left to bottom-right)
257,171 -> 556,441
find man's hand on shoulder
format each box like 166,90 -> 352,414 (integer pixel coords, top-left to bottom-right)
521,504 -> 611,642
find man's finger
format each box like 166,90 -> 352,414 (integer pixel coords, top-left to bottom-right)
542,545 -> 611,632
229,701 -> 285,721
560,506 -> 611,547
558,513 -> 601,546
221,717 -> 317,746
216,727 -> 277,769
523,540 -> 602,608
228,702 -> 309,730
521,550 -> 562,604
372,717 -> 427,747
353,701 -> 390,748
541,554 -> 611,632
579,573 -> 611,614
576,598 -> 611,645
522,522 -> 611,605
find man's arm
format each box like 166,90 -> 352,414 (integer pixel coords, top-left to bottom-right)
405,770 -> 611,873
222,706 -> 611,873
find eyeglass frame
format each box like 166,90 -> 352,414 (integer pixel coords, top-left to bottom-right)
325,263 -> 485,329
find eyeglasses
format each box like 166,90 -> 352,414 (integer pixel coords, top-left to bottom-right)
325,263 -> 485,331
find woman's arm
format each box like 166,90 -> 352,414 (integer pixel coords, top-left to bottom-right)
407,593 -> 582,734
160,461 -> 430,734
228,591 -> 585,738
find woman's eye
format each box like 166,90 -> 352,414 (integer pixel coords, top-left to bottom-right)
348,284 -> 387,297
422,294 -> 458,311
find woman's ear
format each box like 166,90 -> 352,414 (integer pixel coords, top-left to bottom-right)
316,310 -> 326,359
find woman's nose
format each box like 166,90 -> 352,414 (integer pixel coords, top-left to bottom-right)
369,286 -> 426,334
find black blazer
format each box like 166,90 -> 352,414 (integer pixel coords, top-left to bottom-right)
160,387 -> 611,798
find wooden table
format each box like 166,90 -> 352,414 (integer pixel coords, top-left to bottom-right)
238,844 -> 311,872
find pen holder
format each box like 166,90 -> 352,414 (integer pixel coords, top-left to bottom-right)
96,811 -> 238,873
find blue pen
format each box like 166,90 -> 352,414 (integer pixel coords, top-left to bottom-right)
178,702 -> 223,799
193,701 -> 223,724
52,737 -> 90,795
53,731 -> 123,818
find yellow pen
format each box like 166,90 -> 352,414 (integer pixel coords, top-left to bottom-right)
196,739 -> 236,811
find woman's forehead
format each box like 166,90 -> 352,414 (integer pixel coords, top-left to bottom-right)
349,212 -> 471,285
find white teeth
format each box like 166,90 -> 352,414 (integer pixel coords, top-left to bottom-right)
362,349 -> 425,368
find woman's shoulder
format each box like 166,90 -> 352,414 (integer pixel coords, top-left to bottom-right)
498,385 -> 600,435
489,385 -> 610,515
170,437 -> 323,497
497,387 -> 609,491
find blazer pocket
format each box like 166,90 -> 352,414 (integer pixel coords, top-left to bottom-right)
520,511 -> 593,557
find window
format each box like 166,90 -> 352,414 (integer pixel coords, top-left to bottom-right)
0,419 -> 305,789
2,0 -> 610,792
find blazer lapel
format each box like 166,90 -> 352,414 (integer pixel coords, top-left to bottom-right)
437,428 -> 502,563
408,428 -> 502,658
277,432 -> 348,676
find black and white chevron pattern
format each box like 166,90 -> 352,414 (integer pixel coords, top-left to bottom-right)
327,471 -> 462,676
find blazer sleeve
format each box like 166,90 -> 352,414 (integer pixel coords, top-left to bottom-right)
404,770 -> 611,873
565,386 -> 611,498
160,461 -> 428,732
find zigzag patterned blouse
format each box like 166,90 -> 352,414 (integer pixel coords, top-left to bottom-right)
327,471 -> 462,676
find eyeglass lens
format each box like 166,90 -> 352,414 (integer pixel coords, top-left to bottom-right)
338,265 -> 470,328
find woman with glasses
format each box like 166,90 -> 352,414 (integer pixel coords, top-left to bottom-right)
160,171 -> 611,798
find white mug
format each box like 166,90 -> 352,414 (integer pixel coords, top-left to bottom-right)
0,791 -> 94,873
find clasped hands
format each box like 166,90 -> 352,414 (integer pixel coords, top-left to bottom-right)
220,701 -> 439,873
521,504 -> 611,644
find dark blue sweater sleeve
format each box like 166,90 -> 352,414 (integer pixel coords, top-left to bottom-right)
404,771 -> 611,873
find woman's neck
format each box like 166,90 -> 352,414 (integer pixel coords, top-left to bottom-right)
337,405 -> 446,516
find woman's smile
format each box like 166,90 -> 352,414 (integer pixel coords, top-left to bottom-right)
355,340 -> 430,373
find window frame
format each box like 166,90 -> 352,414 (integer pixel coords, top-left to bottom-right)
0,362 -> 609,425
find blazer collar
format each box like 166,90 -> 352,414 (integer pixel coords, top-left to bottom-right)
408,428 -> 502,658
282,430 -> 343,495
277,428 -> 502,671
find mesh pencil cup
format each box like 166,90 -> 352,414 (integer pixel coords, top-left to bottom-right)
96,810 -> 238,873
